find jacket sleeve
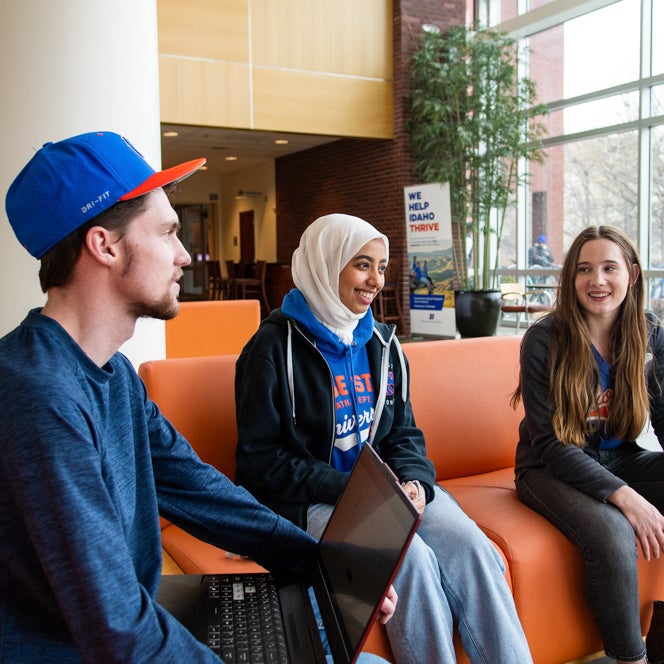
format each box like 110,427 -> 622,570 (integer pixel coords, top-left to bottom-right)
147,395 -> 317,577
518,323 -> 625,501
646,312 -> 664,445
371,337 -> 437,499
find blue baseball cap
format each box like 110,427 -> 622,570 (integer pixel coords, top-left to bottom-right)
5,131 -> 206,259
537,234 -> 547,243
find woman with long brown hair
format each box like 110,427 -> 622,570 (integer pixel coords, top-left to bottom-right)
512,225 -> 664,663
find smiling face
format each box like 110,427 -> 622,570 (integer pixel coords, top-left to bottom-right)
338,238 -> 387,314
574,237 -> 638,326
116,189 -> 191,320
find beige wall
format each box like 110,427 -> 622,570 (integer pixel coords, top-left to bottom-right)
175,164 -> 277,270
220,163 -> 277,267
0,0 -> 166,368
157,0 -> 394,138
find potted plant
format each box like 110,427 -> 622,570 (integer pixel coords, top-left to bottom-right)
410,24 -> 548,336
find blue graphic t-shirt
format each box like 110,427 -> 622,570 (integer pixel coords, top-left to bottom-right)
589,345 -> 620,449
281,289 -> 378,471
326,344 -> 374,470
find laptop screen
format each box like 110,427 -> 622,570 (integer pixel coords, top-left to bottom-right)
315,445 -> 420,661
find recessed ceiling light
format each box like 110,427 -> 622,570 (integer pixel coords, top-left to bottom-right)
225,156 -> 238,161
199,165 -> 208,170
162,131 -> 179,138
275,139 -> 289,145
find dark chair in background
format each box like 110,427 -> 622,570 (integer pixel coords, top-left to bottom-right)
223,259 -> 239,300
233,259 -> 271,316
373,260 -> 405,332
206,260 -> 223,300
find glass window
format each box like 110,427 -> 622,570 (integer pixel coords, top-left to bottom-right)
648,276 -> 664,319
653,83 -> 664,116
526,144 -> 564,266
480,0 -> 664,293
563,132 -> 639,244
525,132 -> 638,257
528,0 -> 640,104
564,0 -> 639,97
498,207 -> 517,271
650,124 -> 664,267
527,26 -> 565,106
485,0 -> 562,25
541,92 -> 640,138
653,0 -> 664,76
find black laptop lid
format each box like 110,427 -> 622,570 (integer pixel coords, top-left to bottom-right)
313,444 -> 421,663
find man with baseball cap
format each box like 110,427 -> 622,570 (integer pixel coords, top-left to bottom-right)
0,131 -> 395,662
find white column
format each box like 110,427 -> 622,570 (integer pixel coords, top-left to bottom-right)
0,0 -> 165,366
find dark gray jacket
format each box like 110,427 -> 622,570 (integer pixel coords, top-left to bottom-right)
515,312 -> 664,501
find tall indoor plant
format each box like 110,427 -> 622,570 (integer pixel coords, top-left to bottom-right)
410,24 -> 548,297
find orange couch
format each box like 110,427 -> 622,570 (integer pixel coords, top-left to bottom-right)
164,299 -> 261,358
139,335 -> 664,663
139,353 -> 393,659
403,336 -> 664,664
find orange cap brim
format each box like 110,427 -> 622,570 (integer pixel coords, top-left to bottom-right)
120,157 -> 206,200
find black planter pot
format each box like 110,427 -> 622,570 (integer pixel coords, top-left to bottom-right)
454,290 -> 502,338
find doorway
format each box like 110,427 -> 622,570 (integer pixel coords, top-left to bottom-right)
176,203 -> 209,297
239,210 -> 255,265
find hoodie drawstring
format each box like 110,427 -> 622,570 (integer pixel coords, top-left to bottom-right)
286,320 -> 296,424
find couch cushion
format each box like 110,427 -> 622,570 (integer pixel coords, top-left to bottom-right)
165,300 -> 260,358
443,468 -> 664,664
402,336 -> 524,480
139,354 -> 240,476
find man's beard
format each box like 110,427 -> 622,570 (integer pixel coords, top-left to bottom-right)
132,296 -> 180,321
122,241 -> 181,321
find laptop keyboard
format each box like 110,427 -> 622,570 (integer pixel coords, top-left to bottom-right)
205,574 -> 289,663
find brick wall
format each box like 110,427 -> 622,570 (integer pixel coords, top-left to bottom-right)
275,0 -> 467,333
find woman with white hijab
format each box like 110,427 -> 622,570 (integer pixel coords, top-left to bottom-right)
235,214 -> 532,663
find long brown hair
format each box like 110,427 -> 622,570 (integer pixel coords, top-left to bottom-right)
511,225 -> 648,447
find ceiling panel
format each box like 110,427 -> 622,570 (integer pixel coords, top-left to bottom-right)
160,123 -> 339,175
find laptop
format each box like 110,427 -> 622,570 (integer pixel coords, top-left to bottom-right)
158,443 -> 421,663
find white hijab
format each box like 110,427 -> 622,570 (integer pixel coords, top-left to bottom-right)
291,213 -> 389,344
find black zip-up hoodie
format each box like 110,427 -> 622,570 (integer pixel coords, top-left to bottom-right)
234,307 -> 436,530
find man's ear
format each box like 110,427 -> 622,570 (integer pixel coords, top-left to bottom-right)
85,226 -> 121,265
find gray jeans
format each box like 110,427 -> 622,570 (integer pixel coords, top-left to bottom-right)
516,442 -> 664,662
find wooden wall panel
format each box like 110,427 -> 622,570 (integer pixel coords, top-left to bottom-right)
159,57 -> 251,128
157,0 -> 249,62
157,0 -> 393,138
251,0 -> 392,79
252,69 -> 393,138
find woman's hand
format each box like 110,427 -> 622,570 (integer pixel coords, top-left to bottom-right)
376,585 -> 398,624
401,480 -> 426,514
608,485 -> 664,560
